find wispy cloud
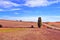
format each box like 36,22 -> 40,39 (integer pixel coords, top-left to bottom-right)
41,16 -> 60,22
14,12 -> 19,15
0,16 -> 60,22
0,0 -> 20,8
0,0 -> 59,8
0,0 -> 22,12
24,0 -> 60,7
0,8 -> 21,12
11,8 -> 21,11
0,9 -> 4,11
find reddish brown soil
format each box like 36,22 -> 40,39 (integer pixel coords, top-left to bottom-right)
0,20 -> 37,28
0,20 -> 60,28
44,22 -> 60,28
0,20 -> 60,40
0,28 -> 60,40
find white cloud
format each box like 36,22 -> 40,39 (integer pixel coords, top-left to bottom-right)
0,16 -> 38,22
0,8 -> 21,12
0,16 -> 60,22
0,0 -> 22,11
41,16 -> 60,22
11,8 -> 21,10
0,0 -> 59,8
24,0 -> 60,7
0,9 -> 4,11
14,12 -> 19,15
0,0 -> 20,8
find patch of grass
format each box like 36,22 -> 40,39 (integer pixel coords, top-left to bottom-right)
0,28 -> 27,32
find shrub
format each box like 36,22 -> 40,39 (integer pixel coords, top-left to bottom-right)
45,22 -> 48,24
0,24 -> 2,28
20,20 -> 22,22
38,17 -> 42,28
31,25 -> 34,28
16,20 -> 18,22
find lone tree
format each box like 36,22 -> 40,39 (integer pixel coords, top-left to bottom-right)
38,17 -> 42,28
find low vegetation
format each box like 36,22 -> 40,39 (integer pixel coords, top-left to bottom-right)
0,28 -> 27,32
0,24 -> 2,28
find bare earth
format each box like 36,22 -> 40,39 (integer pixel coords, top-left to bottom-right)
0,20 -> 60,40
0,28 -> 60,40
0,20 -> 37,28
44,22 -> 60,28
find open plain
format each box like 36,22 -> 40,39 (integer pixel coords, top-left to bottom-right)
0,20 -> 60,40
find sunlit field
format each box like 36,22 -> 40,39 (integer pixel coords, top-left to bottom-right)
0,28 -> 27,32
0,20 -> 60,40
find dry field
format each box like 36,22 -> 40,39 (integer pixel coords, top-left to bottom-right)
44,22 -> 60,28
0,28 -> 60,40
0,20 -> 60,40
0,20 -> 37,28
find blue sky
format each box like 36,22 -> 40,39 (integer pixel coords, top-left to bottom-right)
0,0 -> 60,22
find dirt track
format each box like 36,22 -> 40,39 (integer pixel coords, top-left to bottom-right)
43,23 -> 60,30
0,28 -> 60,40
